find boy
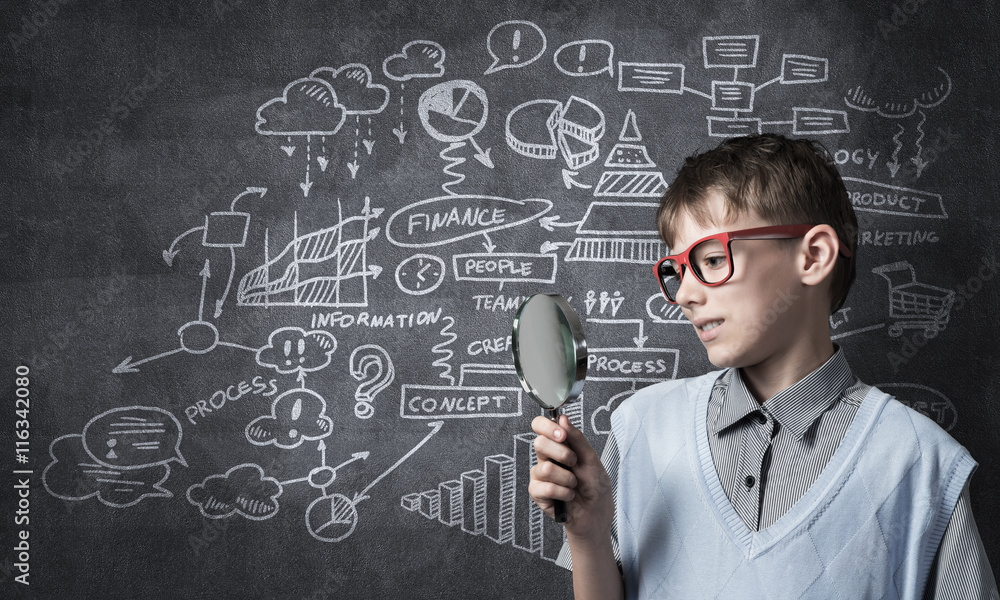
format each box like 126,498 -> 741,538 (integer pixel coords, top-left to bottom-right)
529,134 -> 997,599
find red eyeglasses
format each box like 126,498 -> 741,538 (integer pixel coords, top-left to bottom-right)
654,224 -> 852,303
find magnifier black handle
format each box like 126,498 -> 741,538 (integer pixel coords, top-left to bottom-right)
546,410 -> 569,523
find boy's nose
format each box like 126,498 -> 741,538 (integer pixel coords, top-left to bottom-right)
673,271 -> 704,306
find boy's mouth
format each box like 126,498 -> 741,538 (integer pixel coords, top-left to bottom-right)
694,319 -> 724,332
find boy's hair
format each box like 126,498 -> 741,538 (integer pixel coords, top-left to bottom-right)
656,133 -> 857,314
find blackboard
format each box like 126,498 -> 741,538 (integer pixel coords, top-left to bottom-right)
2,0 -> 998,597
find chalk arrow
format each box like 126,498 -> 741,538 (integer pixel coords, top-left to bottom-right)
540,241 -> 572,254
197,259 -> 211,321
392,126 -> 407,144
112,348 -> 184,374
299,180 -> 313,197
562,169 -> 592,190
482,233 -> 496,253
347,161 -> 360,178
162,225 -> 205,266
540,215 -> 582,232
113,356 -> 140,374
367,264 -> 383,280
633,335 -> 648,348
910,156 -> 928,178
469,137 -> 494,169
230,187 -> 268,211
213,247 -> 236,318
281,145 -> 296,157
886,158 -> 901,178
317,156 -> 330,172
351,420 -> 444,504
363,139 -> 375,154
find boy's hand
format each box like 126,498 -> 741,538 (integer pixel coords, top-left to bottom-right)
529,414 -> 614,543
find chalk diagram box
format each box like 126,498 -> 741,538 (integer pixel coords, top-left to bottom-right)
202,211 -> 251,248
703,35 -> 759,68
711,81 -> 755,112
707,116 -> 762,138
618,62 -> 685,93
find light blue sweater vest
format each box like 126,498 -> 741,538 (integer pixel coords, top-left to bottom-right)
611,370 -> 976,600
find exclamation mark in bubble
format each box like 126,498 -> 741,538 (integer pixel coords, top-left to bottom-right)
290,397 -> 302,439
578,44 -> 587,73
512,29 -> 521,63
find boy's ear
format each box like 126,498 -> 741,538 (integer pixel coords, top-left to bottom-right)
798,224 -> 839,286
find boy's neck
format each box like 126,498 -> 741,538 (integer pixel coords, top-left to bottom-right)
738,335 -> 837,405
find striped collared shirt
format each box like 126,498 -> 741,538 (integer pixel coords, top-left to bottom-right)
563,346 -> 999,599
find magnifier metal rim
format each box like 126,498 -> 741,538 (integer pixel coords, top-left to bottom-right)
512,293 -> 588,409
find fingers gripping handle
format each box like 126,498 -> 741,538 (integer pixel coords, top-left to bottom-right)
547,409 -> 569,523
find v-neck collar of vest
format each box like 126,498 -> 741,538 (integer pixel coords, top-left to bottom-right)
690,368 -> 891,559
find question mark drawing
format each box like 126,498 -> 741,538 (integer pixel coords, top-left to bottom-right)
349,345 -> 395,419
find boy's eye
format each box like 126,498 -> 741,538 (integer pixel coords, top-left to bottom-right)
702,255 -> 727,270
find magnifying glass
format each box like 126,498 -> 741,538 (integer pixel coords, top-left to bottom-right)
511,293 -> 587,523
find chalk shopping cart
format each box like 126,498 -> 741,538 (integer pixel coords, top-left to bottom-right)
872,261 -> 954,338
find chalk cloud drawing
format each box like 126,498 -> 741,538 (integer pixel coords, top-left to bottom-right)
255,78 -> 347,136
844,66 -> 951,119
310,64 -> 390,116
255,77 -> 348,195
187,463 -> 283,520
844,67 -> 952,178
255,327 -> 338,376
246,388 -> 334,449
382,40 -> 446,81
484,20 -> 547,75
382,40 -> 446,145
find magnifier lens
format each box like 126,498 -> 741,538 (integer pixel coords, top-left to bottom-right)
515,296 -> 581,409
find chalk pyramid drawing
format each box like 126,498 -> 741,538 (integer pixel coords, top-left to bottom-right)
594,110 -> 668,197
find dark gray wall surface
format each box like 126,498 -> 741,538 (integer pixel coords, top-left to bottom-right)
1,0 -> 997,597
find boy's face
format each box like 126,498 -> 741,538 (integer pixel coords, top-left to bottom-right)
668,190 -> 806,369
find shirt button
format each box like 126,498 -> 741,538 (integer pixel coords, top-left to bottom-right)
756,413 -> 766,424
745,475 -> 756,488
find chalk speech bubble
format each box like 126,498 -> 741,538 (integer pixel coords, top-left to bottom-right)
484,20 -> 547,75
82,406 -> 187,470
553,40 -> 614,77
43,434 -> 173,508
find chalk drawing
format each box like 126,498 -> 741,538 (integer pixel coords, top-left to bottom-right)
553,40 -> 614,77
872,261 -> 954,338
484,20 -> 547,75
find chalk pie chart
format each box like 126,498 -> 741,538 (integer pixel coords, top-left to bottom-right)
418,80 -> 489,143
306,493 -> 359,542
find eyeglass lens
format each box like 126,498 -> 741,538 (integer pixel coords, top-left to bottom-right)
659,238 -> 732,300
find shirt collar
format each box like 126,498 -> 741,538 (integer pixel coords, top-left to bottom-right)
711,345 -> 856,440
